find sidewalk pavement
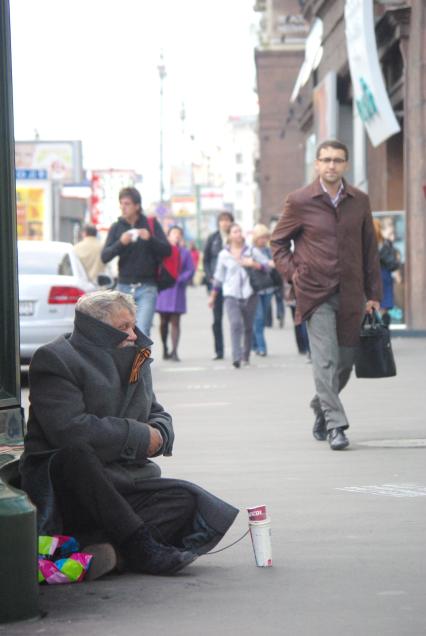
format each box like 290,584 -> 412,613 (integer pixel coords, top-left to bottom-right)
4,286 -> 426,636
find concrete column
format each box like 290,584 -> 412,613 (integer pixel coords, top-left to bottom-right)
404,2 -> 426,329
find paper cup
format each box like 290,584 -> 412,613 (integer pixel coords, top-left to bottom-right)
249,518 -> 272,567
247,505 -> 267,522
128,229 -> 139,242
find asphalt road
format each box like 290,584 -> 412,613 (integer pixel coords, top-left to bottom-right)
9,286 -> 426,636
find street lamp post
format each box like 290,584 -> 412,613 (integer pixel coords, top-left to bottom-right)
157,52 -> 167,205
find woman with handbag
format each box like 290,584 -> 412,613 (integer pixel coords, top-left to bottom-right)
250,224 -> 280,356
208,223 -> 269,368
373,219 -> 400,328
156,226 -> 195,361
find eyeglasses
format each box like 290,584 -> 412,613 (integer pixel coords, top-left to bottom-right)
317,157 -> 347,164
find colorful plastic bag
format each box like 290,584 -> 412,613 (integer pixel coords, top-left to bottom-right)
38,535 -> 93,584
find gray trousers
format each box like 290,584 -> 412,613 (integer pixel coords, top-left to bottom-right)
306,294 -> 356,431
224,295 -> 258,363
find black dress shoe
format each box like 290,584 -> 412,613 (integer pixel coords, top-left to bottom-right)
328,427 -> 350,451
312,412 -> 327,441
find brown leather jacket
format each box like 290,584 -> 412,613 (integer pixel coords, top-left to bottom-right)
271,178 -> 382,346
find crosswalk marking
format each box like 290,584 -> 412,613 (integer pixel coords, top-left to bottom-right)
337,483 -> 426,497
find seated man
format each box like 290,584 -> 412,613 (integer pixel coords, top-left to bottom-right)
20,291 -> 238,577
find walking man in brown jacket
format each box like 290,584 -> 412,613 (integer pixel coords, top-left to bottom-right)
271,139 -> 382,450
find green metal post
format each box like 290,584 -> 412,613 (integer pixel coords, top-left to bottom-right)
0,473 -> 39,622
0,0 -> 40,623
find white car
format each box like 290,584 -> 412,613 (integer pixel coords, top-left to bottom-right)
18,240 -> 99,363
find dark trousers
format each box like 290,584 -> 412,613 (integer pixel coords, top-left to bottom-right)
212,287 -> 224,356
49,442 -> 195,548
265,287 -> 285,327
290,306 -> 310,354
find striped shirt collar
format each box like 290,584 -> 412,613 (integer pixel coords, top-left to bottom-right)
320,179 -> 344,208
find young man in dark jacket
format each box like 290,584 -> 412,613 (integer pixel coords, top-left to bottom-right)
20,291 -> 238,578
203,211 -> 234,359
101,187 -> 171,337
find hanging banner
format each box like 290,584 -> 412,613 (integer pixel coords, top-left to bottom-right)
345,0 -> 400,147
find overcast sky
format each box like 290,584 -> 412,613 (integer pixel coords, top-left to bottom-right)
10,0 -> 258,203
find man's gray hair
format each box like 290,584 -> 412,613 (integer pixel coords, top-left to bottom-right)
76,290 -> 136,324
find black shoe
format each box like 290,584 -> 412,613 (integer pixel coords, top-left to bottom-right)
312,412 -> 327,441
232,361 -> 241,369
170,351 -> 181,362
212,354 -> 224,360
120,526 -> 196,575
328,427 -> 350,451
163,351 -> 171,360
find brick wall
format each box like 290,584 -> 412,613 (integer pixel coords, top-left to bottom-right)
255,48 -> 305,223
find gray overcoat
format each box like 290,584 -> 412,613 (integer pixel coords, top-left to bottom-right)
20,310 -> 238,554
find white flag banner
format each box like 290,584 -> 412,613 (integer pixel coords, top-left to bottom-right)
345,0 -> 400,147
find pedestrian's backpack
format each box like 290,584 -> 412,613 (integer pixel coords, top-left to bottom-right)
147,217 -> 180,291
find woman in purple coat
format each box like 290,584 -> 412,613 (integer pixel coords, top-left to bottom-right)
156,226 -> 195,361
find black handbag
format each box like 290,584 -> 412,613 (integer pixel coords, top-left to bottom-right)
246,267 -> 275,292
354,311 -> 397,378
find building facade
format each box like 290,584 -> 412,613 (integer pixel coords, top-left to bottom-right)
258,0 -> 425,331
222,115 -> 260,231
254,0 -> 309,225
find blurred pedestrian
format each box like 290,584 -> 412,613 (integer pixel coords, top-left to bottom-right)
284,282 -> 310,360
272,139 -> 382,451
265,283 -> 285,329
73,224 -> 105,283
266,217 -> 285,329
373,218 -> 400,328
188,241 -> 200,277
203,211 -> 234,360
156,226 -> 195,361
101,187 -> 171,337
208,223 -> 270,368
251,224 -> 277,357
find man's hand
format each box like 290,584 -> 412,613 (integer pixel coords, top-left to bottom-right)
365,300 -> 380,314
208,291 -> 217,309
138,229 -> 151,241
241,257 -> 262,270
147,426 -> 163,456
120,232 -> 133,245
